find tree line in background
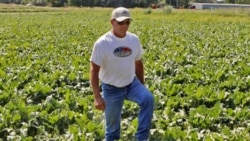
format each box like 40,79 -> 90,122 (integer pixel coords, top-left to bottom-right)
0,0 -> 249,9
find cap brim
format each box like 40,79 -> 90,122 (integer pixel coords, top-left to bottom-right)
115,17 -> 132,22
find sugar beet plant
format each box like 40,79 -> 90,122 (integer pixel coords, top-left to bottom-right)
0,7 -> 250,141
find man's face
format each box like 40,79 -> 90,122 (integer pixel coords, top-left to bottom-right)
111,19 -> 131,38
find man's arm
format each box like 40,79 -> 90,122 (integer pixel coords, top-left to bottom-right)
90,61 -> 105,111
135,60 -> 145,84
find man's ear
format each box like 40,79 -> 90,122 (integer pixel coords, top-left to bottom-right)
110,19 -> 114,25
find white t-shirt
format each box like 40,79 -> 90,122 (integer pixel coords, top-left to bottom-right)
90,31 -> 143,87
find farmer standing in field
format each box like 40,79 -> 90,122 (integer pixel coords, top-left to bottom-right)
90,7 -> 154,141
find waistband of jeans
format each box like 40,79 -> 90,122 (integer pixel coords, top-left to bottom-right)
102,77 -> 136,88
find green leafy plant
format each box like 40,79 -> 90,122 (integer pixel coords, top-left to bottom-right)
0,6 -> 249,141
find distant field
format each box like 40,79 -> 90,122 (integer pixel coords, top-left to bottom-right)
0,4 -> 249,141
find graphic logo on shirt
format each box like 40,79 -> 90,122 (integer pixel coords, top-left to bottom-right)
114,47 -> 132,57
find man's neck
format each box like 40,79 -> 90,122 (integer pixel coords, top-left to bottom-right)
112,30 -> 126,38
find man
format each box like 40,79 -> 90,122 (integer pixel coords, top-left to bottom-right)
90,7 -> 154,141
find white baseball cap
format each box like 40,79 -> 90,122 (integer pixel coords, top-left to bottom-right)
111,7 -> 132,22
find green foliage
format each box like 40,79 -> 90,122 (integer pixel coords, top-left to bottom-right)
163,5 -> 172,14
144,7 -> 152,14
31,0 -> 47,6
0,6 -> 250,141
51,0 -> 65,7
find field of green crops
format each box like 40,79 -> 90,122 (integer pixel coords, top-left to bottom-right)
0,4 -> 250,141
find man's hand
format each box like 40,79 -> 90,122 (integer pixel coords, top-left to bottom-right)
94,96 -> 105,111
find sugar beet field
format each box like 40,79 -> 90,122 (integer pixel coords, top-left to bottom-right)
0,4 -> 250,141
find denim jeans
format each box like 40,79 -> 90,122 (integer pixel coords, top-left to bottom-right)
101,77 -> 154,141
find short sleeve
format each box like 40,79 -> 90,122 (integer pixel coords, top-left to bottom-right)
90,41 -> 104,66
135,38 -> 143,61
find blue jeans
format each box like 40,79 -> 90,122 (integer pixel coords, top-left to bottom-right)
102,77 -> 154,141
